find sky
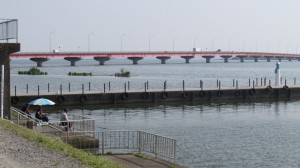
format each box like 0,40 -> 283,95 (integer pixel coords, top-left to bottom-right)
1,0 -> 300,53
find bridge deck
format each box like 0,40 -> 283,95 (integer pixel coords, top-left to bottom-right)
10,51 -> 300,58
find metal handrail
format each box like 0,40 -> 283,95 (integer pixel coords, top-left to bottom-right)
0,19 -> 18,42
10,106 -> 177,164
10,106 -> 40,124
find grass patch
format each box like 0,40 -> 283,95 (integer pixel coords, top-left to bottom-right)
18,67 -> 48,75
114,68 -> 130,77
0,119 -> 121,168
134,153 -> 147,159
68,72 -> 92,76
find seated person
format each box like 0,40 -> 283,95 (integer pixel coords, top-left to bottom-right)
60,108 -> 73,129
35,106 -> 49,122
20,104 -> 32,118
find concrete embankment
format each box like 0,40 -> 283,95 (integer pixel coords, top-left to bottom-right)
10,85 -> 297,107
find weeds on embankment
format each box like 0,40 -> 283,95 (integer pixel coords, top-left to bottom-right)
0,119 -> 121,168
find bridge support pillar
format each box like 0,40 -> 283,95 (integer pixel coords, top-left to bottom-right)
220,56 -> 232,63
252,57 -> 259,62
0,43 -> 20,119
94,57 -> 110,65
288,57 -> 293,62
202,56 -> 214,63
181,56 -> 194,63
235,56 -> 246,62
265,57 -> 272,62
276,57 -> 282,62
30,58 -> 49,67
64,57 -> 82,66
156,56 -> 170,64
127,57 -> 143,65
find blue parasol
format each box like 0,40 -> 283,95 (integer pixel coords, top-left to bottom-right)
28,98 -> 55,106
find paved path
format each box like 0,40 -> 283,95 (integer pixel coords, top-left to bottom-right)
104,155 -> 185,168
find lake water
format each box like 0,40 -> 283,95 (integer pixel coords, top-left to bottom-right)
10,57 -> 300,167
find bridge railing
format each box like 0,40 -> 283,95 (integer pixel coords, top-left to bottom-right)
0,19 -> 18,42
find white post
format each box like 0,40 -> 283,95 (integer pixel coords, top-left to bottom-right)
1,65 -> 4,119
275,61 -> 280,86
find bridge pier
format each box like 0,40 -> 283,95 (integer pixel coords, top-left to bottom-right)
127,57 -> 143,64
288,57 -> 293,62
202,56 -> 214,63
235,56 -> 246,62
156,56 -> 170,64
0,43 -> 20,119
180,56 -> 194,63
264,56 -> 272,62
252,57 -> 260,62
94,57 -> 110,65
276,57 -> 282,62
64,57 -> 82,66
30,58 -> 49,67
220,56 -> 232,63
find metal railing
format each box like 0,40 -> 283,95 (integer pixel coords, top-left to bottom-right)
10,107 -> 96,137
68,114 -> 96,137
10,107 -> 177,164
94,130 -> 176,163
138,130 -> 176,163
69,130 -> 176,163
99,130 -> 137,153
10,106 -> 39,125
0,19 -> 18,42
50,113 -> 96,131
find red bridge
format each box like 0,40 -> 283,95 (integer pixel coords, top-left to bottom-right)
10,51 -> 300,67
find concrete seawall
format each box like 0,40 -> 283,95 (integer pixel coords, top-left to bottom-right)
10,86 -> 299,107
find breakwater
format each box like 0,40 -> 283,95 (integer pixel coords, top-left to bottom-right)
10,85 -> 297,106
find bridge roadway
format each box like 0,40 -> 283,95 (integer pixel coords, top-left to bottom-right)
10,51 -> 300,67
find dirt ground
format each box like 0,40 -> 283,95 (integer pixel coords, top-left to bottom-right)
0,125 -> 86,168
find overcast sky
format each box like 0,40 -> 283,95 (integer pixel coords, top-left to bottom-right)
1,0 -> 300,53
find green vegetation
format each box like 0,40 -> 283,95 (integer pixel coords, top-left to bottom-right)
106,151 -> 113,155
0,119 -> 120,168
68,72 -> 92,76
115,68 -> 130,77
134,153 -> 146,159
18,67 -> 48,75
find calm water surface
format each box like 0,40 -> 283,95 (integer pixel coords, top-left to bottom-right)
10,58 -> 300,167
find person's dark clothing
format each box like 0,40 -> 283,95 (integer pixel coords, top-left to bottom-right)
35,109 -> 49,122
20,105 -> 31,118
